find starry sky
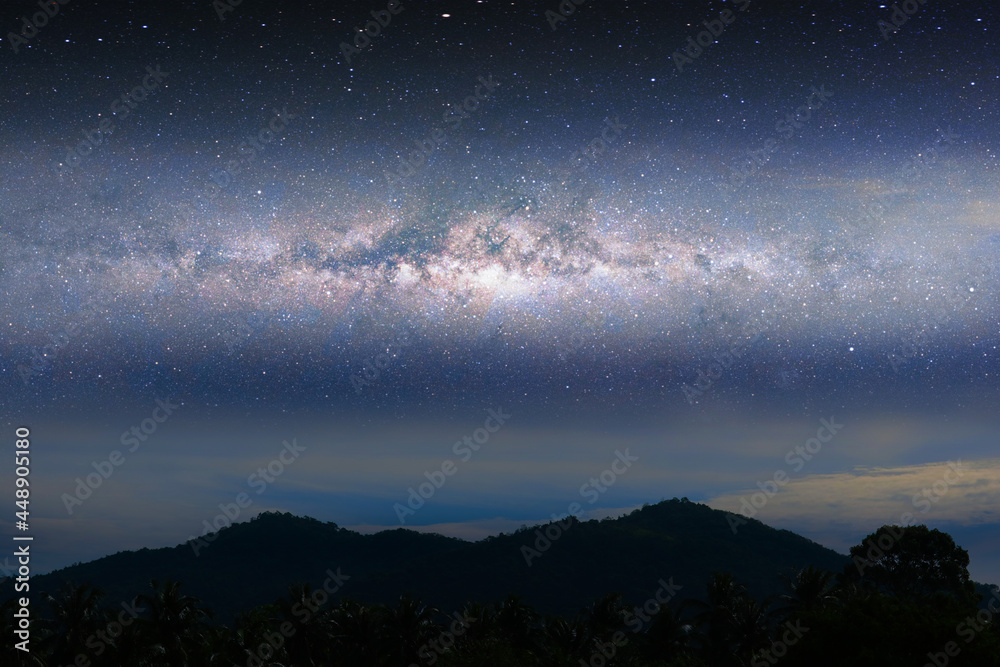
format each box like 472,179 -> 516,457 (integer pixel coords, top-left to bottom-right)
1,0 -> 999,583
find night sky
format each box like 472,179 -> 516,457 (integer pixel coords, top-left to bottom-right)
1,0 -> 999,583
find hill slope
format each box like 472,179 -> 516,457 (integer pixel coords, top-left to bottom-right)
8,499 -> 862,622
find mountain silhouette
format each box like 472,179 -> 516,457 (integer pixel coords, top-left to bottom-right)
11,499 -> 859,623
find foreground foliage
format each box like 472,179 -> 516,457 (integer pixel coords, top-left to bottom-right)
4,525 -> 999,666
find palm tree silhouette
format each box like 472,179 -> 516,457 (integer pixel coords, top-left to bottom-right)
329,598 -> 389,666
227,604 -> 280,666
642,604 -> 695,662
42,580 -> 106,665
385,594 -> 439,666
272,582 -> 336,666
684,572 -> 761,667
495,594 -> 542,656
543,614 -> 593,663
137,579 -> 214,665
727,594 -> 770,662
584,591 -> 627,641
774,565 -> 837,618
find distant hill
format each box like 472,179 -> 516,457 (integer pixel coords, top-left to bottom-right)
365,498 -> 854,616
5,499 -> 872,623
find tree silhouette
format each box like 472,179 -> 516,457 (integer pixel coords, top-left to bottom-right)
542,614 -> 592,663
773,565 -> 837,618
727,594 -> 770,661
384,594 -> 439,666
137,579 -> 214,665
496,593 -> 543,656
848,524 -> 978,605
684,572 -> 758,666
642,604 -> 694,663
272,582 -> 336,666
227,604 -> 282,666
8,520 -> 999,667
42,580 -> 105,665
584,591 -> 626,641
329,598 -> 389,665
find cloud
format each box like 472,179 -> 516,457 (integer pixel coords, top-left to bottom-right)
706,457 -> 1000,538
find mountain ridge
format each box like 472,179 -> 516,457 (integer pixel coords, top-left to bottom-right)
6,499 -> 868,623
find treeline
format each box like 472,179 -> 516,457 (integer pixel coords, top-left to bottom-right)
4,525 -> 999,666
